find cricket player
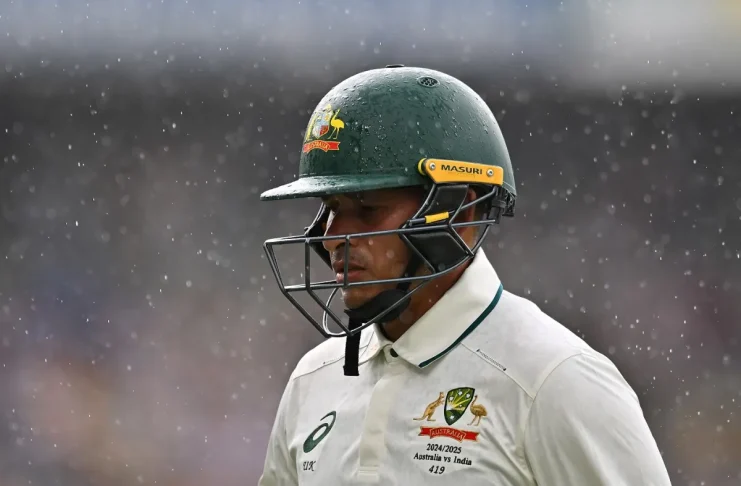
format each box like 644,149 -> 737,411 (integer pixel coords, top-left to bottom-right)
257,65 -> 672,485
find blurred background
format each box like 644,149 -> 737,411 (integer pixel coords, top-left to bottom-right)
0,0 -> 740,485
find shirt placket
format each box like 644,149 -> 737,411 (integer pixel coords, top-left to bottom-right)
356,345 -> 406,483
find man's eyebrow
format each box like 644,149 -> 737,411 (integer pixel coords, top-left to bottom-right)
322,192 -> 385,205
356,192 -> 389,203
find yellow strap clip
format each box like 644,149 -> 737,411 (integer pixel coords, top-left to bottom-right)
424,212 -> 450,224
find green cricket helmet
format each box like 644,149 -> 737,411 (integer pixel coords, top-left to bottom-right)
261,65 -> 516,375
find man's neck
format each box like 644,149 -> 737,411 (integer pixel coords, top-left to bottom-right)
380,262 -> 469,341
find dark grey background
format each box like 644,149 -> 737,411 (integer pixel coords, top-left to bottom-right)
0,1 -> 739,485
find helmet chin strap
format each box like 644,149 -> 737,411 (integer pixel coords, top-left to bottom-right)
341,254 -> 422,376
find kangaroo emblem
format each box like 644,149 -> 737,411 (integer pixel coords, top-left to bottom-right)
414,392 -> 445,422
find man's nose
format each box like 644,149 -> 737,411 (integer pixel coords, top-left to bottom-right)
322,212 -> 358,253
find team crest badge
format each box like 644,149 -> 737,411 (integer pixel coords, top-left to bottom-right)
303,103 -> 344,153
413,387 -> 487,442
444,387 -> 475,426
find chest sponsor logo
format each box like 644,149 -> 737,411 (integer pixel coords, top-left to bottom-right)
301,411 -> 336,473
303,411 -> 337,453
411,387 -> 488,475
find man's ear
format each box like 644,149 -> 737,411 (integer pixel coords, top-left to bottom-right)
452,187 -> 479,242
463,187 -> 478,222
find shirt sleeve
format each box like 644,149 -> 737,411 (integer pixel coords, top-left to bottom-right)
523,352 -> 673,486
258,378 -> 299,486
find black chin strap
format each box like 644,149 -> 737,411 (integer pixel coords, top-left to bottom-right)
341,255 -> 421,376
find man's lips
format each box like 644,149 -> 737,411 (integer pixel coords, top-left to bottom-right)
336,269 -> 365,283
332,261 -> 365,282
331,261 -> 364,273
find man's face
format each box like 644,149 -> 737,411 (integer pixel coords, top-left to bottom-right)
321,188 -> 422,309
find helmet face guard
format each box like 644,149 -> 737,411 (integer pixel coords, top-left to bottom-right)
263,158 -> 514,339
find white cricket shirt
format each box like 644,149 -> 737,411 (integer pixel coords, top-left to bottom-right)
258,249 -> 672,485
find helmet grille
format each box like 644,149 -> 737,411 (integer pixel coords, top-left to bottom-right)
417,76 -> 439,88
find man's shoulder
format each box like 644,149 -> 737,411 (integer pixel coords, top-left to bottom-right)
464,289 -> 613,397
287,328 -> 373,381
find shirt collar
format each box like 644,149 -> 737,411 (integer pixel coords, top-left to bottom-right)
359,248 -> 503,368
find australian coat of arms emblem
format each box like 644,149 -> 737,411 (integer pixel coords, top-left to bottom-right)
303,103 -> 345,153
414,387 -> 488,442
